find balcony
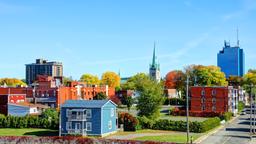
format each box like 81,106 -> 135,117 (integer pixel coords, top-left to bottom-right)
68,115 -> 87,121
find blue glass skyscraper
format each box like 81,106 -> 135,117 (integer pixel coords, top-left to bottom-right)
217,41 -> 245,78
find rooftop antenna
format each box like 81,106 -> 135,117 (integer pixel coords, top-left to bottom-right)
237,28 -> 240,47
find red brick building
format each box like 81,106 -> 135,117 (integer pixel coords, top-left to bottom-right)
0,75 -> 118,111
190,86 -> 238,115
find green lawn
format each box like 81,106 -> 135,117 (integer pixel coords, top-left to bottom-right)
133,133 -> 202,143
0,128 -> 58,136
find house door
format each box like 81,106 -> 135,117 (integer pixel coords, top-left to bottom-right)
75,123 -> 81,133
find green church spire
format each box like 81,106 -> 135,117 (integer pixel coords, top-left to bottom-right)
152,42 -> 156,67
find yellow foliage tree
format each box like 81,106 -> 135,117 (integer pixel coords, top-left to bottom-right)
80,74 -> 100,85
101,71 -> 120,88
0,78 -> 27,87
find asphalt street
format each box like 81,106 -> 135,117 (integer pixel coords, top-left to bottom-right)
199,111 -> 254,144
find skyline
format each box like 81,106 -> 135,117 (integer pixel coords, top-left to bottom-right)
0,0 -> 256,80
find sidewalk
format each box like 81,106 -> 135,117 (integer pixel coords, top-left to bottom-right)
194,115 -> 240,144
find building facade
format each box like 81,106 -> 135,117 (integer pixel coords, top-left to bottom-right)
149,44 -> 161,82
217,41 -> 245,77
60,100 -> 117,137
190,86 -> 238,116
0,75 -> 118,109
25,59 -> 63,85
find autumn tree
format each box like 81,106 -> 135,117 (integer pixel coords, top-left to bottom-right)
184,65 -> 227,86
227,76 -> 243,86
243,70 -> 256,94
101,71 -> 120,88
0,78 -> 27,87
80,74 -> 100,85
165,70 -> 186,98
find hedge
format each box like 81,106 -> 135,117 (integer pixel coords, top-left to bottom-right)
0,115 -> 58,129
170,109 -> 221,117
139,117 -> 221,133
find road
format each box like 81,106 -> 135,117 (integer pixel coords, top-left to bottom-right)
199,110 -> 254,144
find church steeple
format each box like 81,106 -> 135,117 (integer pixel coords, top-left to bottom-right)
149,42 -> 160,82
152,42 -> 156,67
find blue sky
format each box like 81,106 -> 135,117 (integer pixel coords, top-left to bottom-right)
0,0 -> 256,80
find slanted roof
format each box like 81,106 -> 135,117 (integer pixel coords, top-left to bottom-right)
61,100 -> 116,108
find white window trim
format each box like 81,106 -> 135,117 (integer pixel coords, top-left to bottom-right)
108,120 -> 112,130
66,109 -> 71,118
111,108 -> 114,117
86,109 -> 92,118
66,122 -> 72,130
86,122 -> 92,131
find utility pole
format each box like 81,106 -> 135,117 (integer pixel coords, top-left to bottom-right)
58,87 -> 61,136
250,84 -> 253,139
186,75 -> 190,144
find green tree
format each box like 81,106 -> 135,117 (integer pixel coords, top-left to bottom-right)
41,109 -> 59,129
121,95 -> 134,111
63,76 -> 73,86
0,78 -> 27,87
80,74 -> 100,85
121,73 -> 149,90
101,71 -> 120,88
136,76 -> 165,119
185,65 -> 227,86
94,92 -> 107,100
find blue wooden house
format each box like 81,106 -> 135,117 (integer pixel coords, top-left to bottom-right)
60,100 -> 117,137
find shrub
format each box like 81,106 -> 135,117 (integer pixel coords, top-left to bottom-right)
151,117 -> 220,133
200,117 -> 221,132
220,112 -> 233,121
238,101 -> 245,112
118,112 -> 138,131
137,116 -> 155,129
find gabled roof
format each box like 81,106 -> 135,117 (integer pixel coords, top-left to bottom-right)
61,100 -> 116,108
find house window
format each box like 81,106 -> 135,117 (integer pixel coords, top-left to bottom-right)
108,120 -> 112,129
66,109 -> 71,118
86,122 -> 92,131
66,122 -> 72,130
75,123 -> 81,130
201,90 -> 205,96
201,98 -> 205,104
212,106 -> 216,112
111,108 -> 114,117
212,98 -> 216,104
86,109 -> 92,118
212,90 -> 216,96
202,105 -> 206,111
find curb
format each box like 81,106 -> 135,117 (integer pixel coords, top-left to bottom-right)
194,115 -> 240,144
